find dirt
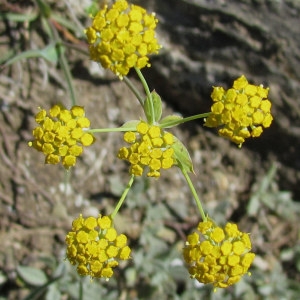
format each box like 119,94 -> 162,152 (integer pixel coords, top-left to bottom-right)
0,0 -> 300,299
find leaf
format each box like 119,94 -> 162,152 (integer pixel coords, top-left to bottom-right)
22,276 -> 62,300
160,114 -> 183,128
171,137 -> 194,173
83,281 -> 108,300
0,12 -> 38,22
17,266 -> 48,286
35,0 -> 51,18
151,91 -> 162,122
109,174 -> 126,196
84,0 -> 99,17
121,120 -> 140,130
45,284 -> 61,300
39,43 -> 59,63
3,44 -> 58,68
143,90 -> 162,123
51,14 -> 85,37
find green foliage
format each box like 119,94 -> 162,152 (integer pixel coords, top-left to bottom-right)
0,0 -> 82,106
4,44 -> 59,66
120,120 -> 140,131
160,115 -> 184,128
172,136 -> 194,173
84,1 -> 100,17
17,266 -> 48,286
1,161 -> 298,300
1,0 -> 300,299
15,256 -> 119,300
143,90 -> 163,123
248,163 -> 300,220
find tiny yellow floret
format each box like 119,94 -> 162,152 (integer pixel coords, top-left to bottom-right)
28,105 -> 95,169
85,0 -> 161,78
65,214 -> 131,280
183,218 -> 255,289
205,75 -> 273,147
117,121 -> 175,177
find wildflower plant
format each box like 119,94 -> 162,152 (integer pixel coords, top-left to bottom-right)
28,0 -> 274,293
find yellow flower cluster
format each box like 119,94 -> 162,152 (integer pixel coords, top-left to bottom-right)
183,219 -> 255,289
65,214 -> 131,279
28,105 -> 94,169
85,0 -> 161,78
118,121 -> 175,177
205,75 -> 273,147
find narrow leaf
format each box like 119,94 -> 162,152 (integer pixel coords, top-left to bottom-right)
0,12 -> 38,22
143,90 -> 162,123
3,44 -> 58,68
151,91 -> 162,122
121,120 -> 140,130
143,96 -> 152,123
40,43 -> 59,62
160,115 -> 183,128
36,0 -> 52,18
172,137 -> 194,173
84,1 -> 100,17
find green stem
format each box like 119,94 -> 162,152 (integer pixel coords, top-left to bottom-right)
47,19 -> 76,106
123,76 -> 145,106
111,175 -> 135,219
87,126 -> 136,133
160,112 -> 211,128
134,67 -> 155,124
57,42 -> 77,106
182,170 -> 207,221
64,169 -> 71,196
79,279 -> 83,300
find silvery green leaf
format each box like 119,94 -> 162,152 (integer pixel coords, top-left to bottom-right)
17,266 -> 47,286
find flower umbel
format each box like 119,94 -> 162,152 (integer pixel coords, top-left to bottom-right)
205,75 -> 273,147
65,214 -> 131,279
85,0 -> 161,78
117,121 -> 175,177
28,105 -> 95,169
183,219 -> 255,289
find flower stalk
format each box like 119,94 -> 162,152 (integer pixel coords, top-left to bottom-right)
123,76 -> 145,106
87,126 -> 136,133
160,112 -> 211,128
182,169 -> 207,221
134,67 -> 155,124
111,174 -> 135,219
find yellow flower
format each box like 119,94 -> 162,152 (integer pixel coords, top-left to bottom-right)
183,219 -> 255,289
205,75 -> 273,147
85,0 -> 161,78
117,121 -> 175,177
28,105 -> 95,169
65,214 -> 131,279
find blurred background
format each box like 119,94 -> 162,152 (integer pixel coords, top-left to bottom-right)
0,0 -> 299,299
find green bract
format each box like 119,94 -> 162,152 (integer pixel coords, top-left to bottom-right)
143,90 -> 162,123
